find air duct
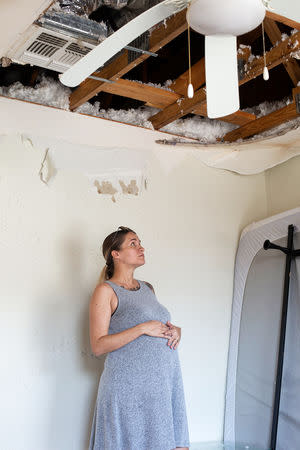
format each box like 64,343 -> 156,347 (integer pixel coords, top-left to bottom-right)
56,0 -> 129,16
38,11 -> 107,43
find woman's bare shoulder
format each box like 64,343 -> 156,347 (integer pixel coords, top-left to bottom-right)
91,282 -> 114,301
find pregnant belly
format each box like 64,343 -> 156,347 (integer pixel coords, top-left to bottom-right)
104,334 -> 178,377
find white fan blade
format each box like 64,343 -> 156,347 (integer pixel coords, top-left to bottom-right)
205,34 -> 239,119
270,0 -> 300,24
59,0 -> 187,87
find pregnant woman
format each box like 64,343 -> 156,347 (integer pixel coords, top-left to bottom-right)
88,226 -> 190,450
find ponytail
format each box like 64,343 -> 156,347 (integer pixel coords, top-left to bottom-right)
98,265 -> 107,284
98,226 -> 135,284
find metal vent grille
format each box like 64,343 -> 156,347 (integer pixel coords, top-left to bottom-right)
34,32 -> 68,47
56,42 -> 91,65
26,32 -> 68,58
9,25 -> 96,74
66,42 -> 91,56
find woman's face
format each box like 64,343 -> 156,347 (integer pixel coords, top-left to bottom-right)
113,232 -> 145,267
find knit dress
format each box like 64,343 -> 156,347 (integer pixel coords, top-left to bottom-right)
88,279 -> 190,450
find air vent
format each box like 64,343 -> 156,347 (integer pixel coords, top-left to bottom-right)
34,32 -> 68,48
66,43 -> 91,56
7,24 -> 96,74
25,32 -> 68,59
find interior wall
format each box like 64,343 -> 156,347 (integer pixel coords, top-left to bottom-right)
265,154 -> 300,216
0,100 -> 269,449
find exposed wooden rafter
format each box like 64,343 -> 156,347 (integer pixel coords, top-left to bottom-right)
169,57 -> 206,96
222,86 -> 300,142
69,9 -> 187,110
193,103 -> 256,126
264,17 -> 300,86
265,10 -> 300,30
100,78 -> 181,108
65,7 -> 300,140
99,54 -> 256,126
148,29 -> 300,130
239,29 -> 300,86
147,45 -> 254,127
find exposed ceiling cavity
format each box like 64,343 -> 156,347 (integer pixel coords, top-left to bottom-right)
0,1 -> 300,144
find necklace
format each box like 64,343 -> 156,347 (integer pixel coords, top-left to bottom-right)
114,279 -> 140,290
120,284 -> 140,291
110,277 -> 140,291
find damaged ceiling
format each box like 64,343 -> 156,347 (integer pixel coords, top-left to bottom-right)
0,0 -> 300,143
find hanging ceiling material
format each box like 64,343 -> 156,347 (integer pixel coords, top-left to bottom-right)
1,94 -> 300,177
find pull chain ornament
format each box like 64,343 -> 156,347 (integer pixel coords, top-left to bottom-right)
262,20 -> 269,80
187,21 -> 194,98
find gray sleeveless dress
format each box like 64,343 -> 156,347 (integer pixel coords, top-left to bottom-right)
88,279 -> 190,450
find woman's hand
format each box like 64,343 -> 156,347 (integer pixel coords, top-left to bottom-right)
142,320 -> 170,338
164,320 -> 181,349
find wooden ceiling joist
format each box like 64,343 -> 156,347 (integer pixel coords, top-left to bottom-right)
239,29 -> 300,86
100,78 -> 181,108
98,55 -> 255,126
149,29 -> 300,130
69,9 -> 187,110
222,86 -> 300,142
169,57 -> 206,96
149,88 -> 207,129
266,10 -> 300,30
193,103 -> 256,126
264,17 -> 300,86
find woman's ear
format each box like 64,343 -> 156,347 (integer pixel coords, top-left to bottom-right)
111,249 -> 119,260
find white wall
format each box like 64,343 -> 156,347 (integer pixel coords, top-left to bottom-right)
0,98 -> 270,449
265,154 -> 300,216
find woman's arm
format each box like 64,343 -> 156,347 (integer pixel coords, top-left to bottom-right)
89,283 -> 146,356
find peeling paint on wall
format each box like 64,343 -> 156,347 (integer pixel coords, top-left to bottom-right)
94,180 -> 118,202
0,133 -> 149,195
119,179 -> 139,195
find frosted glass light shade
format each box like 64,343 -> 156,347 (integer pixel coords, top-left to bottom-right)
186,0 -> 266,36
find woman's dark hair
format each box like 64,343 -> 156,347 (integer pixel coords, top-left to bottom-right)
98,226 -> 135,283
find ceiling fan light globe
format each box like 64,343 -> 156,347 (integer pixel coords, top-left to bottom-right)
186,0 -> 266,36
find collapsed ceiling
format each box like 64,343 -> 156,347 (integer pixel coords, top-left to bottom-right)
0,0 -> 300,143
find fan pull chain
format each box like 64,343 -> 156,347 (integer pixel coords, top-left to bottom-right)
262,20 -> 269,81
187,22 -> 194,98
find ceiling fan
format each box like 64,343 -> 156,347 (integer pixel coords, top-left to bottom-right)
59,0 -> 300,119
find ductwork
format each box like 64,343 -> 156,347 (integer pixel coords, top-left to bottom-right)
38,11 -> 107,43
56,0 -> 129,16
5,0 -> 162,79
54,0 -> 161,29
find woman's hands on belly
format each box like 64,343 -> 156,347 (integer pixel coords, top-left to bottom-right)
163,320 -> 181,350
